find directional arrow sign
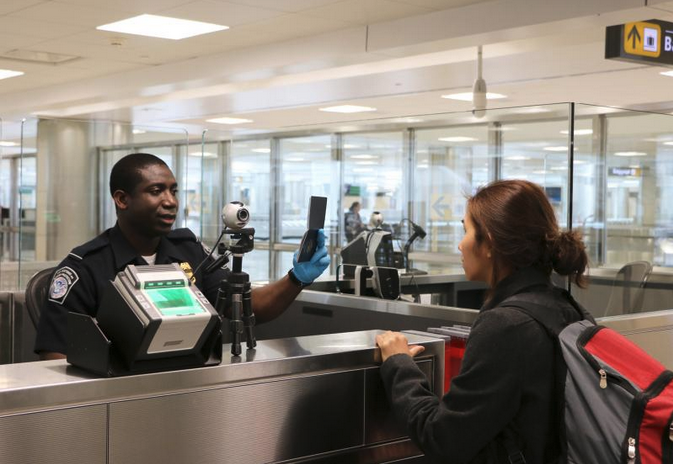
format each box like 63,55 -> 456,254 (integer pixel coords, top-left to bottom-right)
627,24 -> 641,50
431,195 -> 451,220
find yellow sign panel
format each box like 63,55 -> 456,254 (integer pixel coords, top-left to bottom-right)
624,21 -> 661,57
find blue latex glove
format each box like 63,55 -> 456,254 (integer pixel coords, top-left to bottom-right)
292,229 -> 331,284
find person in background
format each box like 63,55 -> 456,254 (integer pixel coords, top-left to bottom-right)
35,153 -> 330,359
376,179 -> 589,463
344,201 -> 365,242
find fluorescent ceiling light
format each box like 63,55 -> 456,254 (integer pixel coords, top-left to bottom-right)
286,157 -> 305,162
252,148 -> 271,153
395,117 -> 424,123
352,167 -> 374,173
543,146 -> 567,152
97,14 -> 228,40
574,159 -> 587,165
0,69 -> 24,80
533,170 -> 550,175
515,107 -> 552,114
319,105 -> 376,113
0,141 -> 19,147
350,154 -> 377,159
505,155 -> 530,161
661,71 -> 673,77
132,129 -> 146,134
355,161 -> 377,165
663,141 -> 673,146
441,92 -> 506,101
614,151 -> 647,157
207,117 -> 253,125
560,129 -> 593,135
189,151 -> 217,158
438,136 -> 477,142
550,166 -> 568,171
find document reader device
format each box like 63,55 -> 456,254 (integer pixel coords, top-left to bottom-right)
68,263 -> 222,377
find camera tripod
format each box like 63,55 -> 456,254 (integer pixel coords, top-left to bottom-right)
214,228 -> 256,356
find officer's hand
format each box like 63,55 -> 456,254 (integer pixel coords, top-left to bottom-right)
292,229 -> 330,285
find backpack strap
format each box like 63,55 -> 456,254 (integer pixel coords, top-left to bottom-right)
500,427 -> 527,464
502,288 -> 594,336
497,287 -> 592,464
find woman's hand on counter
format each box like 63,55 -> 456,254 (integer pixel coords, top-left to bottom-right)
376,331 -> 425,363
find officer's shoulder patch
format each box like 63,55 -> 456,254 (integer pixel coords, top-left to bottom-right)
167,228 -> 197,242
48,266 -> 80,305
70,234 -> 108,260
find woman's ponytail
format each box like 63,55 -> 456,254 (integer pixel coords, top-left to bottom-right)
550,230 -> 588,287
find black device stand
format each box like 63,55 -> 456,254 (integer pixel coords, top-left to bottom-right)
67,310 -> 222,377
213,228 -> 257,357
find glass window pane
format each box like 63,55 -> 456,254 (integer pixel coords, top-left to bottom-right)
185,142 -> 221,240
230,140 -> 271,242
413,125 -> 489,270
343,131 -> 405,243
278,135 -> 337,244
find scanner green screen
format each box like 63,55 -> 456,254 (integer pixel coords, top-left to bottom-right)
144,287 -> 205,317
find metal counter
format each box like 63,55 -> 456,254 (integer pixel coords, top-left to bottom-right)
0,330 -> 443,464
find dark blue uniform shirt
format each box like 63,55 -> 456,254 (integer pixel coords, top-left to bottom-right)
34,224 -> 229,355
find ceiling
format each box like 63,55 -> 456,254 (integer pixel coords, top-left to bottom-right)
1,0 -> 673,138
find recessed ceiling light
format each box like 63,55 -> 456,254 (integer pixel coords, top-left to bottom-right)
319,105 -> 377,113
0,141 -> 19,147
660,71 -> 673,77
97,14 -> 228,40
614,151 -> 647,157
560,129 -> 593,135
0,69 -> 23,80
505,155 -> 530,161
206,117 -> 253,125
543,146 -> 567,152
252,148 -> 271,153
438,136 -> 477,142
441,92 -> 506,101
1,49 -> 79,64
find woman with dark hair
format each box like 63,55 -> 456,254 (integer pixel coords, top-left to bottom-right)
345,201 -> 365,242
376,179 -> 590,463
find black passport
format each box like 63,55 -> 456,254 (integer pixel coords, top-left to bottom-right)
297,196 -> 327,262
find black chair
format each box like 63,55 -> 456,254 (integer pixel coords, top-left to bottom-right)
603,261 -> 653,317
24,267 -> 55,329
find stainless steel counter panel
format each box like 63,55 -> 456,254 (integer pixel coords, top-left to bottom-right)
0,330 -> 444,464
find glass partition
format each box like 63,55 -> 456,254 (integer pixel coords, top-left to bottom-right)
12,118 -> 189,289
226,137 -> 271,283
572,104 -> 673,316
6,104 -> 672,319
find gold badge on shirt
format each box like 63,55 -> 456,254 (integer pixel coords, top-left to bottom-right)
180,262 -> 196,284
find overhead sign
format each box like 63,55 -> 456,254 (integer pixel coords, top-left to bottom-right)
609,167 -> 642,177
606,20 -> 673,66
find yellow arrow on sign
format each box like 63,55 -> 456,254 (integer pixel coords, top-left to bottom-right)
624,21 -> 661,57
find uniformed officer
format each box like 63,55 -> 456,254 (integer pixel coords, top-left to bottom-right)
35,153 -> 330,360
